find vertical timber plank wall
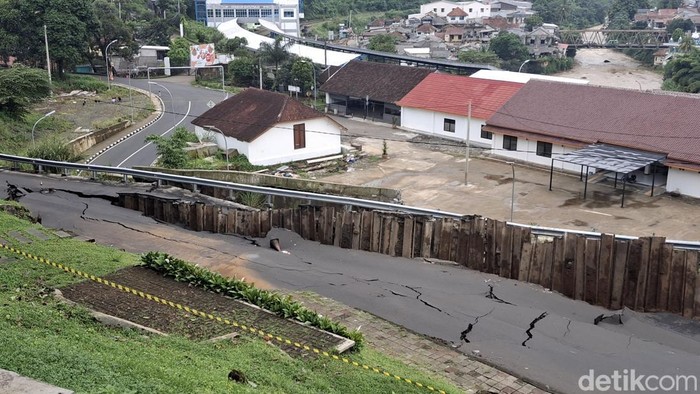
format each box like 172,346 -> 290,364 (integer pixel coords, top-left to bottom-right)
118,194 -> 700,320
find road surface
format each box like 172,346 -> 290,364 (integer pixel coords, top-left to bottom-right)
2,171 -> 699,393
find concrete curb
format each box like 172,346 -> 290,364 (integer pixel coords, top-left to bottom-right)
0,368 -> 74,394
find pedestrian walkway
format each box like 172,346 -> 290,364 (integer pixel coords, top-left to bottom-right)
0,368 -> 73,394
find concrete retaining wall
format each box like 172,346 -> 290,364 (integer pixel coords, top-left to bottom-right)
69,120 -> 130,154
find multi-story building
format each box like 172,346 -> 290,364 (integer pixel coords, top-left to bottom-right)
411,1 -> 491,20
195,0 -> 303,37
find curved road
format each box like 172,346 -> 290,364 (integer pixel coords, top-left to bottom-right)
89,77 -> 226,168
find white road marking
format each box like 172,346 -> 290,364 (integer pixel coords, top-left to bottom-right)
580,209 -> 613,217
117,101 -> 192,167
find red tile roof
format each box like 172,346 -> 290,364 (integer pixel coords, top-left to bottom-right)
191,88 -> 328,142
484,80 -> 700,167
396,73 -> 524,120
447,7 -> 468,17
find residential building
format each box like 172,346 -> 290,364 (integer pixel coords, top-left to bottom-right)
320,60 -> 435,122
396,73 -> 523,144
413,1 -> 491,20
191,89 -> 344,166
482,80 -> 700,198
198,0 -> 303,37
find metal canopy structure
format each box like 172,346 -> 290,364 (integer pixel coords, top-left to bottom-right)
548,144 -> 667,207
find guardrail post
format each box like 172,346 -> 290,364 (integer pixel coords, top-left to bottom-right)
157,179 -> 162,188
123,174 -> 128,183
37,165 -> 43,174
11,161 -> 18,171
193,183 -> 198,193
91,171 -> 97,180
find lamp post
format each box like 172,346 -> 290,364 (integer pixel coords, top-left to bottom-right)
203,125 -> 230,170
32,110 -> 56,148
148,81 -> 175,128
518,59 -> 531,73
105,39 -> 118,89
507,162 -> 515,222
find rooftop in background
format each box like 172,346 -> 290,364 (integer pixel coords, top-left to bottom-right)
320,61 -> 435,103
470,69 -> 590,85
396,73 -> 524,119
191,88 -> 327,142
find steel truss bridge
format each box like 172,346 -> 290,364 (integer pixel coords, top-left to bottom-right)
559,29 -> 670,49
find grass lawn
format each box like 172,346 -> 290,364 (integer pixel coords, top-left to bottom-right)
0,203 -> 460,394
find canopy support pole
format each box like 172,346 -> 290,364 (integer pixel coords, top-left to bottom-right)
583,166 -> 589,199
651,164 -> 656,197
621,179 -> 627,208
549,159 -> 554,191
614,172 -> 618,189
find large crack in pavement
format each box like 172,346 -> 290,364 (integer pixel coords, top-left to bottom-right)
486,284 -> 515,305
522,311 -> 548,347
459,307 -> 495,344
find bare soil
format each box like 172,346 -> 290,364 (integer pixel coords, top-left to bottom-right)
60,266 -> 345,354
556,48 -> 663,90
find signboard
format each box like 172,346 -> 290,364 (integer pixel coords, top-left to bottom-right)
288,85 -> 301,93
190,44 -> 216,68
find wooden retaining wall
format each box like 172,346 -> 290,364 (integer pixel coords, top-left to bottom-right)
120,193 -> 700,319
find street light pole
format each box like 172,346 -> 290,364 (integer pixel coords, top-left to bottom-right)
105,39 -> 118,89
518,59 -> 531,73
149,81 -> 175,128
507,162 -> 515,222
31,110 -> 56,148
204,125 -> 230,170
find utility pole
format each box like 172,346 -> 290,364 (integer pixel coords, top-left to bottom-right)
44,24 -> 52,87
464,100 -> 472,185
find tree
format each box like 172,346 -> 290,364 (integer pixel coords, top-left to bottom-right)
524,15 -> 544,32
0,66 -> 51,119
666,19 -> 695,34
290,57 -> 316,94
608,0 -> 649,21
489,33 -> 529,62
663,50 -> 700,93
92,0 -> 138,72
228,56 -> 259,87
168,37 -> 191,67
216,37 -> 248,54
368,34 -> 396,53
458,50 -> 502,68
146,127 -> 197,168
258,36 -> 293,90
657,0 -> 682,8
678,33 -> 696,53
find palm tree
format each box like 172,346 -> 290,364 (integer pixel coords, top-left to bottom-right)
258,36 -> 293,90
678,33 -> 696,53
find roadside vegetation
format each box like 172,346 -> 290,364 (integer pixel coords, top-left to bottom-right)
0,202 -> 459,393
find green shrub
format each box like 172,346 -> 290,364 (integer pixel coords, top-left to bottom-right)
140,251 -> 364,349
54,75 -> 108,93
26,137 -> 82,163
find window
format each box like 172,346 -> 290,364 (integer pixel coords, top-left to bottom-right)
235,9 -> 247,17
261,8 -> 272,17
223,9 -> 235,17
441,8 -> 445,12
443,118 -> 456,133
249,8 -> 260,17
283,9 -> 294,18
433,8 -> 437,12
503,135 -> 518,151
480,129 -> 493,140
481,8 -> 484,12
469,8 -> 473,12
214,9 -> 221,17
206,9 -> 214,17
536,141 -> 552,158
459,16 -> 464,20
294,124 -> 306,149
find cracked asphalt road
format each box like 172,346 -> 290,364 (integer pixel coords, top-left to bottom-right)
2,171 -> 700,393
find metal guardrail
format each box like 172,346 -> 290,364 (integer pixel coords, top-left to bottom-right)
2,154 -> 699,250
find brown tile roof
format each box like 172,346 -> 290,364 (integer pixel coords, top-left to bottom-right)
447,7 -> 468,17
484,80 -> 700,167
397,74 -> 523,120
417,23 -> 438,33
319,60 -> 434,103
191,88 -> 327,142
445,26 -> 465,35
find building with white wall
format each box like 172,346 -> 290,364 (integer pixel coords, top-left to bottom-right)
396,73 -> 522,147
483,80 -> 700,198
192,88 -> 344,166
198,0 -> 303,37
412,1 -> 491,20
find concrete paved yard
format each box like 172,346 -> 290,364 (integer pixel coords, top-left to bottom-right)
322,117 -> 700,242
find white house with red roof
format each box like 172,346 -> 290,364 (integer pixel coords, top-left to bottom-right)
396,73 -> 523,147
